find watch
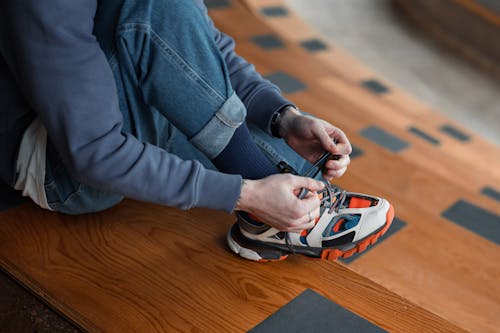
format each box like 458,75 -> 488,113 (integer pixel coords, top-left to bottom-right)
270,106 -> 291,138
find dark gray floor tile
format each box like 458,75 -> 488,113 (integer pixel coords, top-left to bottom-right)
361,79 -> 389,94
442,199 -> 500,245
260,6 -> 289,17
264,71 -> 307,94
251,34 -> 285,50
203,0 -> 230,9
360,126 -> 409,153
481,187 -> 500,202
408,126 -> 440,145
439,124 -> 470,142
250,289 -> 386,333
300,38 -> 328,52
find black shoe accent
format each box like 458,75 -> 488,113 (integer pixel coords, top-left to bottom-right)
230,224 -> 288,260
276,232 -> 286,240
230,224 -> 326,258
321,231 -> 355,247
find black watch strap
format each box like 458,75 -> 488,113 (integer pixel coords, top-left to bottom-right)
270,106 -> 291,138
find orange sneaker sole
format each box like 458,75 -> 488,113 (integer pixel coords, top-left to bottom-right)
320,204 -> 395,260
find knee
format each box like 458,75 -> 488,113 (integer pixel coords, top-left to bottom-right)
119,0 -> 211,32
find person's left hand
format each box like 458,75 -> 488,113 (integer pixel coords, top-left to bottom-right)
279,107 -> 352,180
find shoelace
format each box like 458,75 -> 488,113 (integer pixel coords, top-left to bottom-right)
299,152 -> 347,213
284,152 -> 347,251
318,181 -> 346,214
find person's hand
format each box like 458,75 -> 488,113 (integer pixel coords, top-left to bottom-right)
279,107 -> 352,181
235,174 -> 325,232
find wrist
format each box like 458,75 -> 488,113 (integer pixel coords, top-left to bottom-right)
235,179 -> 256,211
279,106 -> 301,138
271,106 -> 298,138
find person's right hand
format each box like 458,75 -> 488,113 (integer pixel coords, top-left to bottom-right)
234,174 -> 325,232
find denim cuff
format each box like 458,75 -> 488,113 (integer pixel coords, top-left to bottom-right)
245,87 -> 295,136
189,92 -> 246,159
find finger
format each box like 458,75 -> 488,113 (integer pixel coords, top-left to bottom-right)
323,166 -> 347,179
287,209 -> 320,232
303,220 -> 317,231
330,129 -> 352,155
330,127 -> 350,145
312,125 -> 337,154
297,193 -> 322,213
334,167 -> 347,178
325,155 -> 350,171
290,175 -> 325,192
287,220 -> 316,233
286,217 -> 316,232
332,143 -> 352,156
322,173 -> 333,182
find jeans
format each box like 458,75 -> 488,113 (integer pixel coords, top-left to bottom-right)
44,0 -> 310,214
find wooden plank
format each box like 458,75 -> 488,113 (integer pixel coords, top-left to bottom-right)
0,202 -> 465,333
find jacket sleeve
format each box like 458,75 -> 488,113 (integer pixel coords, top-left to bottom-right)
0,0 -> 242,212
196,0 -> 295,135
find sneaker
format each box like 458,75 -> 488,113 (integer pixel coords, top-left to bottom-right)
227,154 -> 395,262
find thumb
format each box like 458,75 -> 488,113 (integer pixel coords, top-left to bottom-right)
291,176 -> 325,192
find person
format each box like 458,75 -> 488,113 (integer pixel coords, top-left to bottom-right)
0,0 -> 393,261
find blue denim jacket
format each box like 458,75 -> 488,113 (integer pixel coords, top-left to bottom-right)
0,0 -> 292,212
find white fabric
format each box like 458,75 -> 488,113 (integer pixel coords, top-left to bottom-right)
14,117 -> 52,210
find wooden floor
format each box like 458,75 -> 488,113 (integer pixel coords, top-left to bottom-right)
1,1 -> 499,332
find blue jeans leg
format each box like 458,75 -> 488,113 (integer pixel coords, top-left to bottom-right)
112,0 -> 247,159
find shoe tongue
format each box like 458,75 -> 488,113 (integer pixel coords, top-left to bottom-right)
318,184 -> 346,214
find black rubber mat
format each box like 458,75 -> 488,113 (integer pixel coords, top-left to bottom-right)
442,199 -> 500,245
260,6 -> 289,17
439,124 -> 470,142
300,38 -> 328,52
264,71 -> 307,94
203,0 -> 230,9
481,187 -> 500,202
408,126 -> 440,145
361,79 -> 389,94
250,289 -> 386,333
251,34 -> 285,49
360,126 -> 409,153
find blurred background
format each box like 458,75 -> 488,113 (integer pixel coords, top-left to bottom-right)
287,0 -> 500,144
